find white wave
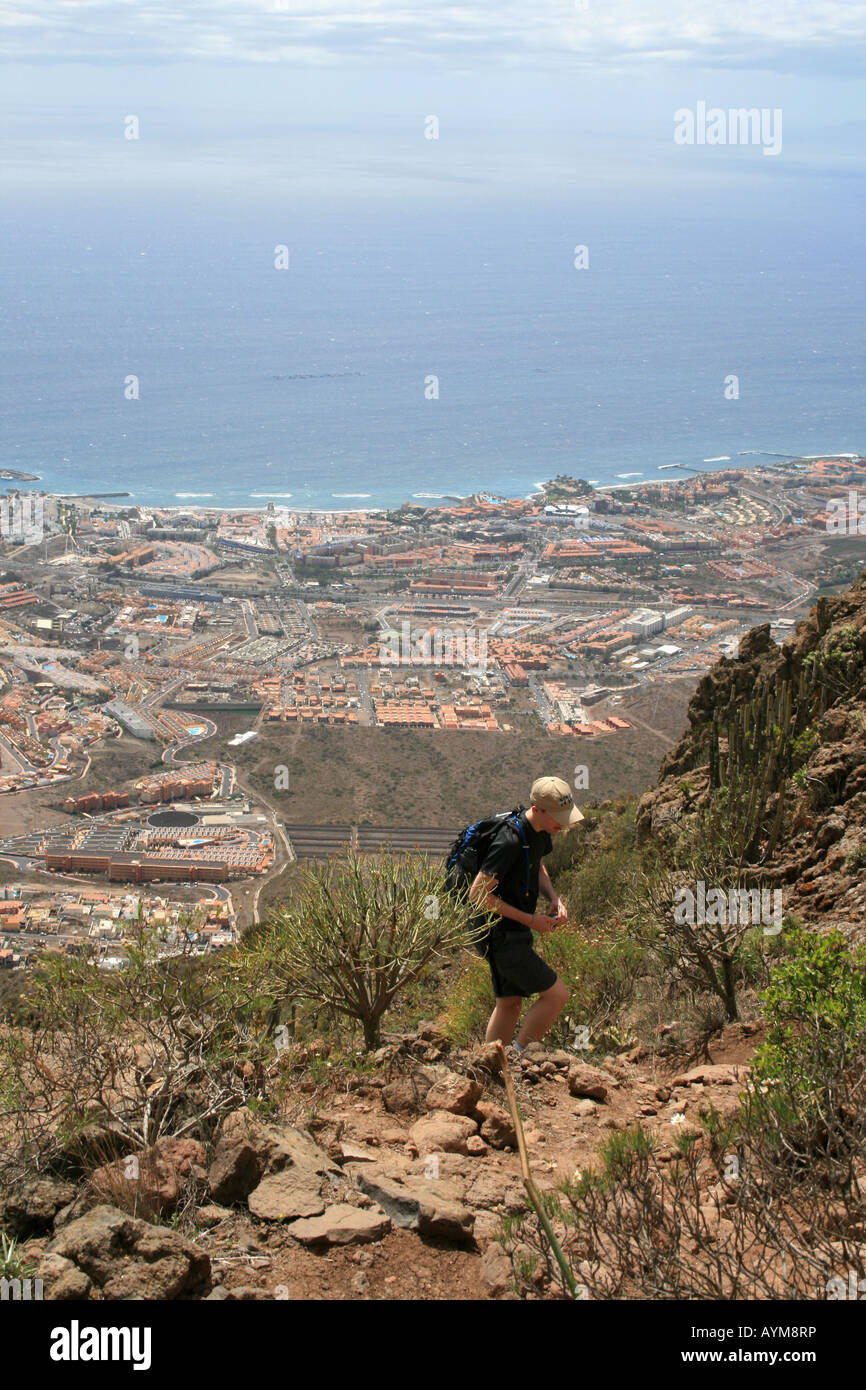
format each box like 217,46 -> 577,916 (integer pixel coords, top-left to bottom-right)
333,493 -> 372,498
175,492 -> 214,498
250,492 -> 293,498
616,472 -> 643,478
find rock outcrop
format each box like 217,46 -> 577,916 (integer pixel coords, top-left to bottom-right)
636,571 -> 866,933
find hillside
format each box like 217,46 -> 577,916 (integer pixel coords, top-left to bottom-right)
218,691 -> 693,829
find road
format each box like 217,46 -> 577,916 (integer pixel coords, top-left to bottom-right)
772,568 -> 818,613
238,599 -> 257,639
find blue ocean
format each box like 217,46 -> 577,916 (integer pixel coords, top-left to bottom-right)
1,184 -> 863,509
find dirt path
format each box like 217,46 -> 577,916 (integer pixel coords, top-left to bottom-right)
616,713 -> 677,747
195,1021 -> 764,1301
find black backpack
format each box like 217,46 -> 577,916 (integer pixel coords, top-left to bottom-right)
444,806 -> 530,902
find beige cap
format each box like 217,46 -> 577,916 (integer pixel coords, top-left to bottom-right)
530,776 -> 585,830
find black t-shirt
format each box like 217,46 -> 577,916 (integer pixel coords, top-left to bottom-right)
479,814 -> 552,928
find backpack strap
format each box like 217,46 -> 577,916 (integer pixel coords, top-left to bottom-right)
509,811 -> 531,898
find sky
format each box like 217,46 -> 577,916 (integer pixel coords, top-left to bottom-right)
0,1 -> 864,204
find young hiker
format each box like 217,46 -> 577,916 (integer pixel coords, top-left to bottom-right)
467,776 -> 583,1055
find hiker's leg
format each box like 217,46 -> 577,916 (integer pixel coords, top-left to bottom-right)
485,995 -> 523,1044
516,977 -> 568,1046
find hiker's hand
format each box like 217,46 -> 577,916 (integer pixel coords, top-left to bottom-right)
530,913 -> 555,933
548,896 -> 568,925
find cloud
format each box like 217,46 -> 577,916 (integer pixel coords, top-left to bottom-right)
0,0 -> 865,72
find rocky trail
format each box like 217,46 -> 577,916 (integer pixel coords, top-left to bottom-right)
18,1021 -> 764,1301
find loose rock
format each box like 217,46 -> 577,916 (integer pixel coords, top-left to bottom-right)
474,1101 -> 517,1150
287,1203 -> 391,1247
424,1071 -> 484,1116
567,1063 -> 611,1102
247,1170 -> 326,1222
409,1110 -> 478,1154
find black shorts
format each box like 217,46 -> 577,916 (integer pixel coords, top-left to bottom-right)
480,925 -> 558,1000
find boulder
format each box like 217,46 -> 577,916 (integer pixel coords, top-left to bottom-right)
339,1141 -> 381,1163
469,1042 -> 505,1075
287,1203 -> 391,1247
424,1071 -> 484,1116
474,1101 -> 516,1150
464,1171 -> 526,1212
566,1063 -> 610,1102
207,1109 -> 271,1203
817,816 -> 846,847
1,1176 -> 78,1239
547,1050 -> 573,1067
194,1204 -> 232,1229
409,1110 -> 478,1155
266,1122 -> 342,1179
208,1109 -> 339,1205
247,1170 -> 326,1222
41,1204 -> 211,1300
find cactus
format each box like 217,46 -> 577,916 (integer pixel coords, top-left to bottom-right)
704,672 -> 804,863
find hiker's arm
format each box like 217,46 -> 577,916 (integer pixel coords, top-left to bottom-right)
469,871 -> 550,931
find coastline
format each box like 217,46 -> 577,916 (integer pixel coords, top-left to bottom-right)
22,449 -> 862,518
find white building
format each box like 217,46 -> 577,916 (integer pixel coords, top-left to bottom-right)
625,608 -> 665,638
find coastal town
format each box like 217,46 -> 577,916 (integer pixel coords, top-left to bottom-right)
0,453 -> 863,975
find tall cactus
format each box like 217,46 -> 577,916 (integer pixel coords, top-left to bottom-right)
705,671 -> 803,864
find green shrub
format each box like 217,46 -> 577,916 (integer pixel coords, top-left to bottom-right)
542,926 -> 644,1048
845,841 -> 866,872
0,931 -> 271,1186
790,725 -> 817,769
751,926 -> 866,1095
436,954 -> 491,1045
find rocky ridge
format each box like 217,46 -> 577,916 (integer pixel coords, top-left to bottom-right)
636,571 -> 866,936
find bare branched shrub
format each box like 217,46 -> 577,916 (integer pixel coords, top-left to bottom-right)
241,851 -> 487,1050
626,833 -> 790,1023
0,930 -> 276,1190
